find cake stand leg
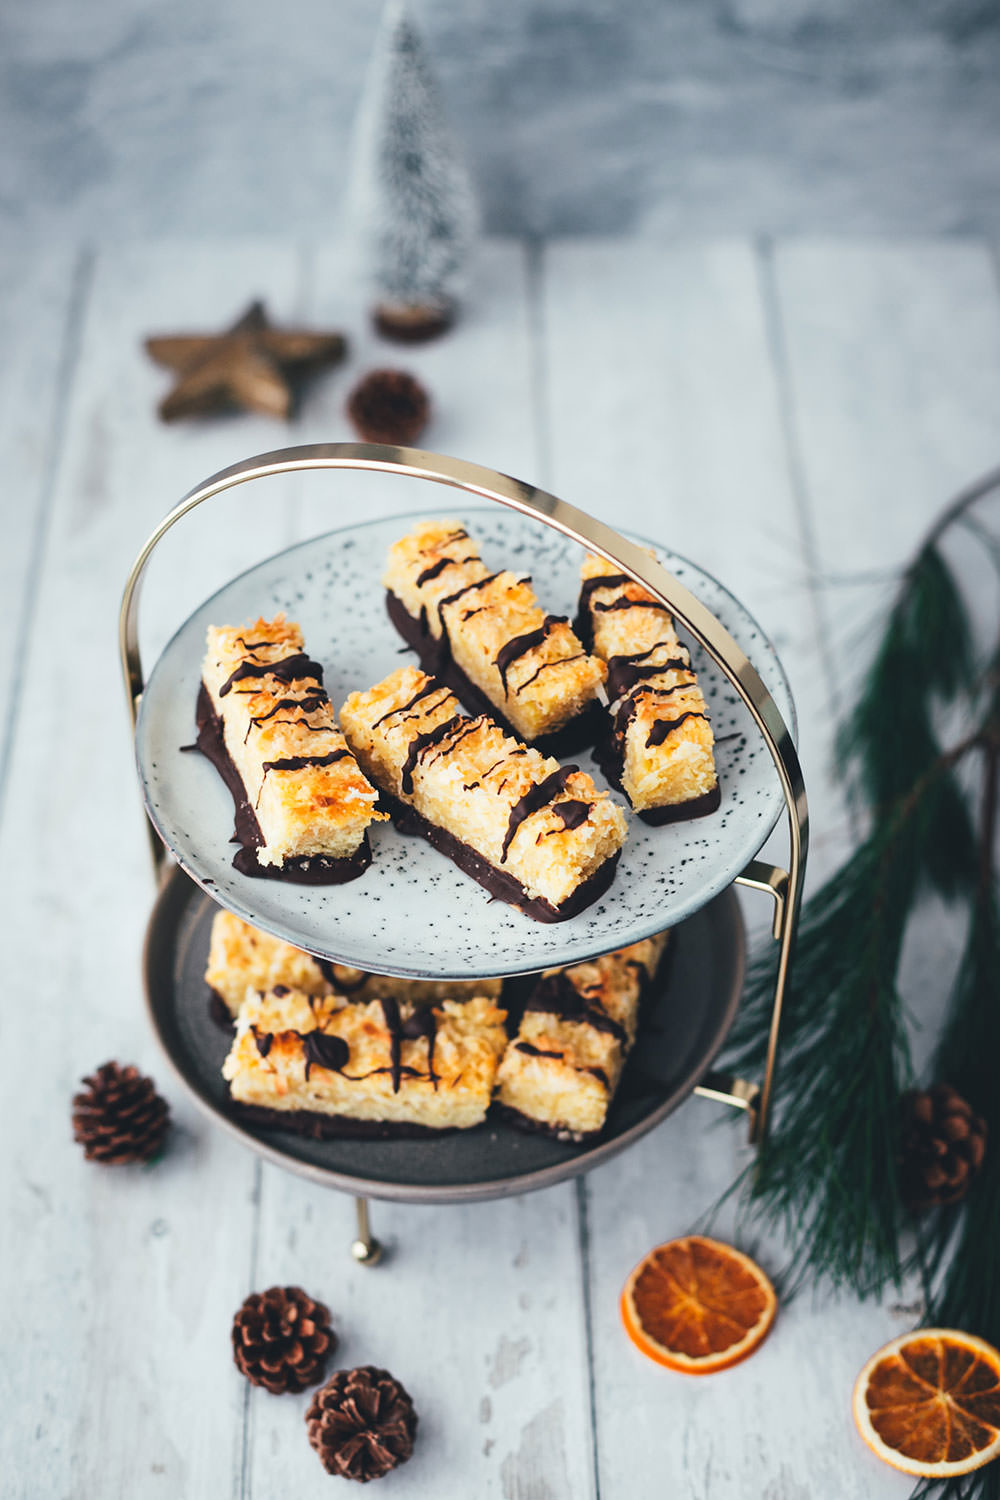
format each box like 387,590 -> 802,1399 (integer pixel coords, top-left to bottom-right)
351,1197 -> 383,1266
695,856 -> 798,1147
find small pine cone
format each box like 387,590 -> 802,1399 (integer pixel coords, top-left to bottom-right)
231,1286 -> 336,1394
306,1365 -> 417,1482
346,369 -> 429,446
72,1061 -> 169,1164
899,1085 -> 987,1211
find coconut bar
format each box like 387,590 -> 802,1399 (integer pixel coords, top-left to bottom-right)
222,987 -> 508,1134
339,665 -> 628,921
383,519 -> 605,750
577,555 -> 719,823
197,614 -> 384,880
495,932 -> 669,1141
205,909 -> 503,1020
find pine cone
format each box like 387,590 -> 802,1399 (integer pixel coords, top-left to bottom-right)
72,1061 -> 169,1164
231,1286 -> 336,1394
306,1365 -> 417,1482
899,1085 -> 987,1211
346,369 -> 429,446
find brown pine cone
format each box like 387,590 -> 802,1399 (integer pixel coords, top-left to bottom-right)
346,369 -> 429,446
306,1365 -> 417,1482
231,1286 -> 336,1394
899,1085 -> 987,1211
72,1061 -> 169,1164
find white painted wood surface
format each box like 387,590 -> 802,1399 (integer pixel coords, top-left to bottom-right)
1,234 -> 995,1499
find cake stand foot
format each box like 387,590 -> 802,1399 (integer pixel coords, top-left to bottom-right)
351,1197 -> 383,1266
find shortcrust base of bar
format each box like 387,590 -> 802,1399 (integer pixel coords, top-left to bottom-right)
385,591 -> 603,757
491,1101 -> 598,1145
382,789 -> 621,923
193,683 -> 373,884
231,1100 -> 461,1140
593,732 -> 721,824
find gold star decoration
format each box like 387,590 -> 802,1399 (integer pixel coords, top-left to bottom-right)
144,300 -> 347,422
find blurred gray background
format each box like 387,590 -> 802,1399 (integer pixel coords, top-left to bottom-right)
4,0 -> 1000,239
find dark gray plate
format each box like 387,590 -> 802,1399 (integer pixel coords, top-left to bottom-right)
144,866 -> 745,1204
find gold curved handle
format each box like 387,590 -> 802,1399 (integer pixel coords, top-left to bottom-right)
119,442 -> 808,1143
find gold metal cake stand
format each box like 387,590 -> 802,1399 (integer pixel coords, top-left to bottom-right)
120,444 -> 808,1266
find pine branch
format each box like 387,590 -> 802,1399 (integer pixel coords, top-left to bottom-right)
837,466 -> 1000,896
721,470 -> 1000,1489
725,465 -> 1000,1300
836,542 -> 977,897
727,753 -> 974,1293
907,713 -> 1000,1500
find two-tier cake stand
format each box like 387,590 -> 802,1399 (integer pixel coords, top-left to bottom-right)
121,444 -> 807,1265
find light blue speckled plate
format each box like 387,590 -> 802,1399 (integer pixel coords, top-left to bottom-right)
135,508 -> 795,979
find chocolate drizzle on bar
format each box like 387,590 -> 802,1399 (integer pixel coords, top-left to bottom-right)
372,678 -> 449,730
315,960 -> 368,994
399,714 -> 468,795
249,1005 -> 441,1092
219,651 -> 326,698
578,574 -> 720,825
415,552 -> 478,586
501,766 -> 584,862
548,800 -> 591,832
513,1041 -> 564,1061
192,683 -> 372,884
302,1030 -> 351,1079
594,598 -> 670,617
645,710 -> 708,747
379,996 -> 438,1092
261,749 -> 351,773
252,1026 -> 274,1058
495,615 -> 566,697
525,972 -> 628,1045
386,590 -> 602,757
437,570 -> 504,615
605,648 -> 693,702
246,692 -> 329,740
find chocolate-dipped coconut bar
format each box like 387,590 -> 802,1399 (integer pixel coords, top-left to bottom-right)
339,666 -> 628,922
205,909 -> 503,1021
494,932 -> 669,1142
577,555 -> 719,824
196,615 -> 384,880
383,519 -> 606,752
222,987 -> 508,1135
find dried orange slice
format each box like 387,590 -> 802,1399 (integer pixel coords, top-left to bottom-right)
620,1235 -> 776,1374
853,1329 -> 1000,1477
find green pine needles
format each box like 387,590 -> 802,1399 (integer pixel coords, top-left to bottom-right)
726,467 -> 1000,1329
911,669 -> 1000,1500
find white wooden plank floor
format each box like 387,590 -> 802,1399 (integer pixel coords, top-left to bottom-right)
1,234 -> 996,1500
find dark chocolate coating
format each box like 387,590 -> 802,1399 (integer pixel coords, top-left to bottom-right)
193,683 -> 372,884
231,1103 -> 460,1140
382,788 -> 621,923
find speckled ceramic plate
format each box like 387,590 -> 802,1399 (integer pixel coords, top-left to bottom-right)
144,865 -> 745,1203
135,507 -> 794,978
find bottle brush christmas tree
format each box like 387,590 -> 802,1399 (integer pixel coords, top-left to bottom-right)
349,1 -> 477,343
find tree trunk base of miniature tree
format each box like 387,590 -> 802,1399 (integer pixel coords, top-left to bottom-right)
372,298 -> 456,343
